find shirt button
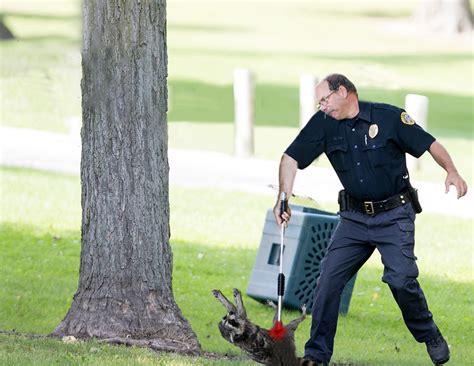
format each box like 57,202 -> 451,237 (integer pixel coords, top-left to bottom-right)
357,162 -> 361,166
360,179 -> 364,183
354,145 -> 358,149
352,128 -> 355,132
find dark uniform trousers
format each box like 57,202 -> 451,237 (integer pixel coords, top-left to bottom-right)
304,203 -> 439,362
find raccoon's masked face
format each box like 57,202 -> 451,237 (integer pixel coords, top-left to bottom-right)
219,311 -> 246,343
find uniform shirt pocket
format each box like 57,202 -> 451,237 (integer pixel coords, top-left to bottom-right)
362,139 -> 390,167
326,141 -> 349,172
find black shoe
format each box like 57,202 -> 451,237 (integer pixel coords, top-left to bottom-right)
426,333 -> 450,364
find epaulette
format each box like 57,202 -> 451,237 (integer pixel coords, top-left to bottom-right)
372,103 -> 403,114
372,102 -> 403,114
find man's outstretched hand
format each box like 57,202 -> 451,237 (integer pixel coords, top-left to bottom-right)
445,171 -> 468,199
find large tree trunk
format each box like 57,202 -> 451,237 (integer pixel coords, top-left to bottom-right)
414,0 -> 473,33
52,0 -> 201,355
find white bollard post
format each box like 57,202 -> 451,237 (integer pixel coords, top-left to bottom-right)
233,68 -> 255,158
405,94 -> 429,171
299,74 -> 318,129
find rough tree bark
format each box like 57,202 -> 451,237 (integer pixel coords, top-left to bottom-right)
52,0 -> 201,355
414,0 -> 473,33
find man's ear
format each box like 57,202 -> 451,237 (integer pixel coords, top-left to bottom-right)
339,85 -> 348,98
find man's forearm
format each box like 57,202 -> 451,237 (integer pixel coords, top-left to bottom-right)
428,141 -> 458,174
428,140 -> 468,198
278,153 -> 298,199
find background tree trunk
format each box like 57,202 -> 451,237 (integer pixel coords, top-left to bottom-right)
0,20 -> 15,40
52,0 -> 201,355
414,0 -> 473,33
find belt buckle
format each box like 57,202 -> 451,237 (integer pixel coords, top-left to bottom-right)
364,201 -> 375,215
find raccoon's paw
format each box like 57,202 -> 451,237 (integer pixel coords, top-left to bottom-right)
232,288 -> 241,298
212,289 -> 221,298
265,299 -> 277,309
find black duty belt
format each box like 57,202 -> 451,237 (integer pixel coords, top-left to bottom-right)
345,192 -> 411,215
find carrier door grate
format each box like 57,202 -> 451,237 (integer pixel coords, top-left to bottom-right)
293,222 -> 336,310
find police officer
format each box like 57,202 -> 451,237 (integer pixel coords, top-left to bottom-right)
273,74 -> 467,365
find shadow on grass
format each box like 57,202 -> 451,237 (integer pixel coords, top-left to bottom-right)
0,333 -> 255,366
168,80 -> 299,127
0,223 -> 80,334
1,223 -> 473,364
171,47 -> 473,65
169,79 -> 473,139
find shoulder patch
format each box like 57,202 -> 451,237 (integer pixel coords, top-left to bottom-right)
401,112 -> 415,125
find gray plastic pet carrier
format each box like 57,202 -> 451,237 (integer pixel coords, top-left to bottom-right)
247,205 -> 357,314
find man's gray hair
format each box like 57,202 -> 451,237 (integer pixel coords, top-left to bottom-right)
324,74 -> 358,96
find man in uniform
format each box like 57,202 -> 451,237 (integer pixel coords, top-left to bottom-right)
273,74 -> 467,365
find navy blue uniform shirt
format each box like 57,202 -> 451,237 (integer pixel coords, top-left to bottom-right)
285,101 -> 436,201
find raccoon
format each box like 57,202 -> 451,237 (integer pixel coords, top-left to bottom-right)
212,288 -> 319,366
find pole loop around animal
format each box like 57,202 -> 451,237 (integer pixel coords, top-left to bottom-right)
212,288 -> 308,365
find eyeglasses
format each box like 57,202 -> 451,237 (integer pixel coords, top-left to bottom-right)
317,89 -> 337,110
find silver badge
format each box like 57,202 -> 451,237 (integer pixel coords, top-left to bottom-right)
369,124 -> 379,139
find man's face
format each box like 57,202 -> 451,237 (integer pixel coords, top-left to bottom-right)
316,81 -> 343,120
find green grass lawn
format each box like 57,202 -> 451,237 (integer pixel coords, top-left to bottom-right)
1,167 -> 473,365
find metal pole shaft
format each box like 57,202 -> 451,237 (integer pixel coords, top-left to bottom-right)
277,191 -> 287,323
278,222 -> 285,322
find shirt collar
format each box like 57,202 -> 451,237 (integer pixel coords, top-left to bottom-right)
345,100 -> 372,127
358,101 -> 372,122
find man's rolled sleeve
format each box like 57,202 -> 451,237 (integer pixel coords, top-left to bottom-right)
284,116 -> 325,169
395,111 -> 436,158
